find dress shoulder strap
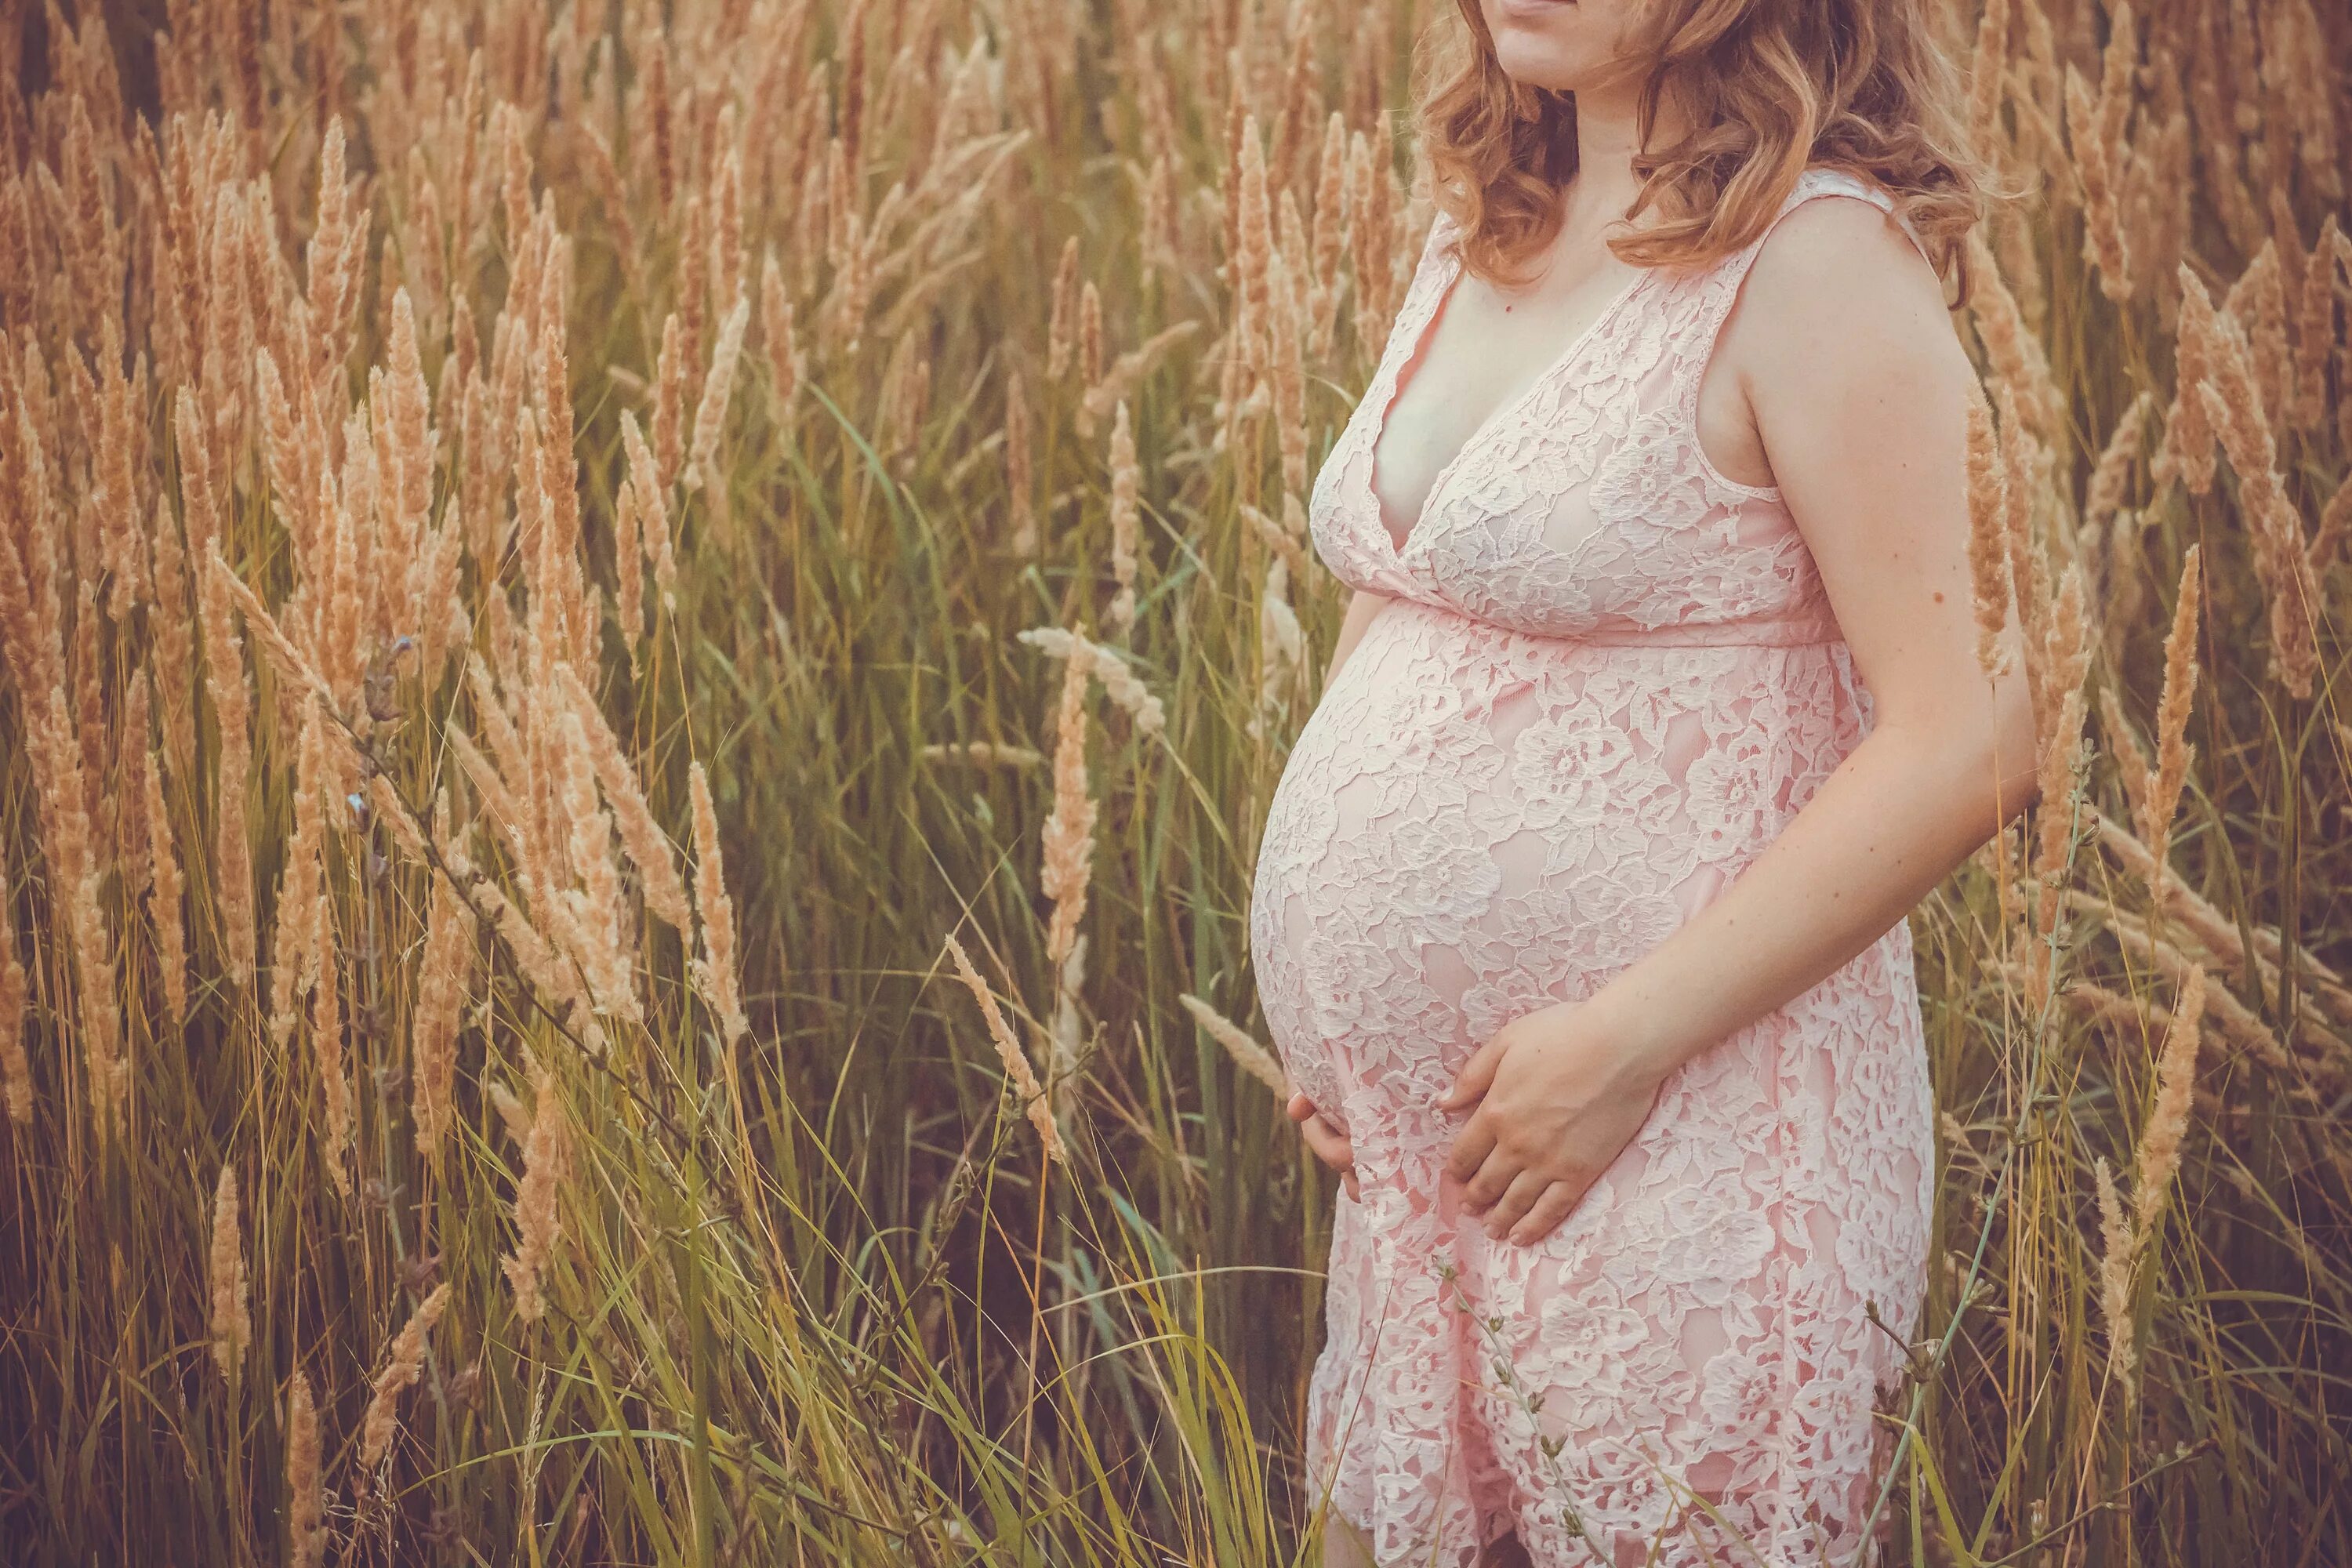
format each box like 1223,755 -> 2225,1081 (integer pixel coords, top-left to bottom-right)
1782,165 -> 1931,261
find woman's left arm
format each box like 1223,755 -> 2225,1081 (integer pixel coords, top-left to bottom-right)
1444,197 -> 2042,1247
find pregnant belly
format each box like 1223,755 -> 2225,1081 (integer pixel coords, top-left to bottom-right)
1247,601 -> 1831,1129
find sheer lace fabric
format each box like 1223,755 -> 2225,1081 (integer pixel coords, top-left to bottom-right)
1247,167 -> 1936,1567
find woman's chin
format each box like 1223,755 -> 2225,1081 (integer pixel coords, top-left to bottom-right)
1488,42 -> 1595,95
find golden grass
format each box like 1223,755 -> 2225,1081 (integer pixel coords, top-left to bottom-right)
0,1 -> 2347,1563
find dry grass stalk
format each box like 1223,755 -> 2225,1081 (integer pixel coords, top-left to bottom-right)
552,663 -> 692,932
2223,241 -> 2288,423
2092,1154 -> 2136,1399
2194,351 -> 2318,697
2134,963 -> 2208,1236
140,724 -> 191,1027
1106,400 -> 1140,633
619,410 -> 677,608
148,496 -> 199,774
1015,625 -> 1166,735
367,776 -> 433,868
0,875 -> 27,1124
2097,683 -> 2153,846
501,1058 -> 569,1322
1047,930 -> 1089,1099
1257,557 -> 1306,730
2288,214 -> 2341,433
2157,264 -> 2220,495
1234,119 -> 1273,378
1004,368 -> 1035,553
1967,0 -> 2011,155
207,1164 -> 251,1380
1080,323 -> 1202,439
2096,963 -> 2209,1403
651,311 -> 686,488
358,1280 -> 453,1472
553,707 -> 640,1025
207,549 -> 336,711
195,529 -> 256,988
1243,499 -> 1312,583
683,290 -> 750,493
1039,640 -> 1098,977
311,884 -> 352,1200
30,693 -> 125,1138
1964,387 -> 2012,676
1965,232 -> 2063,440
920,742 -> 1047,769
268,702 -> 329,1051
1177,993 -> 1289,1095
285,1369 -> 325,1568
2312,473 -> 2352,575
688,761 -> 750,1048
1270,247 -> 1308,495
2067,4 -> 2135,302
2092,813 -> 2352,1036
1994,380 -> 2052,730
760,249 -> 801,423
2140,546 -> 2202,877
2082,391 -> 2151,532
1047,237 -> 1080,381
942,930 -> 1066,1163
1077,278 -> 1104,397
412,877 -> 475,1160
2085,895 -> 2295,1076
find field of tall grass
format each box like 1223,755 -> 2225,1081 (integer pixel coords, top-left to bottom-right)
0,0 -> 2346,1563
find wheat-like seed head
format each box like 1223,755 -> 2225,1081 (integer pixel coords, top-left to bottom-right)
1178,993 -> 1290,1097
207,1165 -> 250,1380
2133,963 -> 2209,1238
2092,1154 -> 2138,1401
359,1280 -> 453,1472
501,1059 -> 568,1323
688,761 -> 750,1048
1964,388 -> 2013,677
1106,400 -> 1139,634
942,929 -> 1066,1164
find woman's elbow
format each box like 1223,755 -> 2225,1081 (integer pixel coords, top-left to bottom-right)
1903,674 -> 2040,832
1968,673 -> 2044,829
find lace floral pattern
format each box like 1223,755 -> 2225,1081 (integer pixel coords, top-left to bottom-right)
1247,168 -> 1937,1566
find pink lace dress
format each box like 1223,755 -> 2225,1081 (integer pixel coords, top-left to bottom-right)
1247,166 -> 1937,1566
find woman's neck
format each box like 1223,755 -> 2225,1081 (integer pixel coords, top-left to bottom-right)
1564,73 -> 1689,227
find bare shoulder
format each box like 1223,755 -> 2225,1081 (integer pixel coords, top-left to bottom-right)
1730,192 -> 1961,378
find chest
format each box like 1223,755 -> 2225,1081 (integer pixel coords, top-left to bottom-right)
1366,255 -> 1778,554
1368,256 -> 1648,547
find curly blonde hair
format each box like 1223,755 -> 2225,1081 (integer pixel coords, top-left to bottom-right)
1414,0 -> 1987,303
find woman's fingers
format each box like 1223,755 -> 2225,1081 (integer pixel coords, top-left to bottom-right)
1446,1106 -> 1501,1186
1481,1168 -> 1550,1240
1508,1181 -> 1582,1247
1438,1031 -> 1508,1112
1459,1142 -> 1521,1214
1295,1110 -> 1353,1171
1286,1093 -> 1362,1200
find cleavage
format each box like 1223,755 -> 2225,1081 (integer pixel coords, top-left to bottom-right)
1370,252 -> 1641,547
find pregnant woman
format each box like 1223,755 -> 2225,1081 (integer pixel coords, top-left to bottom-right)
1246,2 -> 2038,1565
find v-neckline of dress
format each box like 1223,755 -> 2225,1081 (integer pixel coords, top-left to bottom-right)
1364,235 -> 1652,559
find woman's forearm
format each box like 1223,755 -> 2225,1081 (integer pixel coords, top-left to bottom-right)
1588,718 -> 2040,1076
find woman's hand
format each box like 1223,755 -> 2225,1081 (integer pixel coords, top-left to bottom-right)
1287,1091 -> 1360,1200
1439,1000 -> 1669,1247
